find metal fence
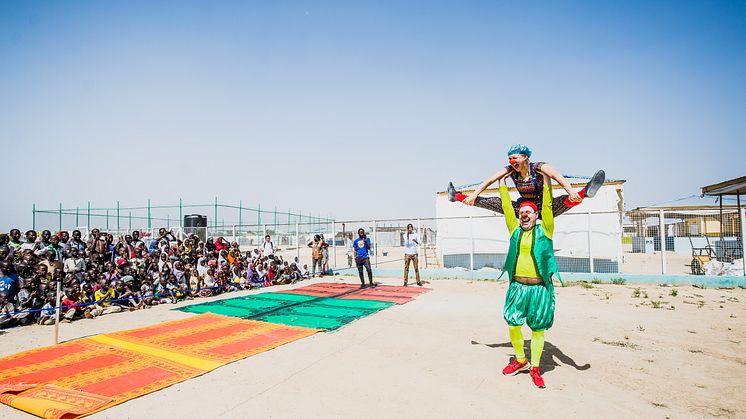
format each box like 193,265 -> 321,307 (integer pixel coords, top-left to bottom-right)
30,199 -> 333,233
625,208 -> 744,276
27,208 -> 746,277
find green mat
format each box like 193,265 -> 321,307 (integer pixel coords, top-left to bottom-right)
176,292 -> 395,330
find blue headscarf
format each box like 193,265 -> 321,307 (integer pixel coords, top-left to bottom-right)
506,144 -> 532,158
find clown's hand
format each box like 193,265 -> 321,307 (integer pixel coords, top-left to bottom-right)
567,190 -> 581,203
462,194 -> 476,206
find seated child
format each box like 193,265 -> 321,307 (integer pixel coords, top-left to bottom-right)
38,292 -> 57,325
0,293 -> 16,329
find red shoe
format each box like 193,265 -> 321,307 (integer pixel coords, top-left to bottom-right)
502,358 -> 529,375
529,366 -> 545,388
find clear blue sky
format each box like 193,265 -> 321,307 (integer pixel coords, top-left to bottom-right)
1,0 -> 745,230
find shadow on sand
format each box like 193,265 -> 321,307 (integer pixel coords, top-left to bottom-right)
471,340 -> 591,374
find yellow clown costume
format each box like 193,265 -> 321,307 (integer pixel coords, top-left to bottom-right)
499,181 -> 563,387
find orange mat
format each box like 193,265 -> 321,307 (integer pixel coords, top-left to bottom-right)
0,313 -> 317,418
280,282 -> 431,304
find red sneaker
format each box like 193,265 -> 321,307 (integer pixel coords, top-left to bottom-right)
502,358 -> 529,375
529,366 -> 545,388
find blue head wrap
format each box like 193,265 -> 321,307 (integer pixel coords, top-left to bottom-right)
507,144 -> 532,158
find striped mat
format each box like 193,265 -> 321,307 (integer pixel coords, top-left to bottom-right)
280,282 -> 431,304
0,313 -> 317,418
176,292 -> 394,331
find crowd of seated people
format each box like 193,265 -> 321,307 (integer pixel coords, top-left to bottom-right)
0,227 -> 309,329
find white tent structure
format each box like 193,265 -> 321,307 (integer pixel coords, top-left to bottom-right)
435,178 -> 626,273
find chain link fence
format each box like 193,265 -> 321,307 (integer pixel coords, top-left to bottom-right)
23,208 -> 746,277
625,208 -> 744,275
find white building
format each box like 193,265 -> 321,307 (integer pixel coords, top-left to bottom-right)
435,178 -> 626,273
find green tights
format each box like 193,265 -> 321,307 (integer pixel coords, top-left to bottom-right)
508,325 -> 545,366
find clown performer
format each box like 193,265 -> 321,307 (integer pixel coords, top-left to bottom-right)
498,169 -> 563,388
447,144 -> 605,217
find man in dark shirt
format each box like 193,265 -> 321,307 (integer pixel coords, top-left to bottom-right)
352,228 -> 374,288
66,229 -> 87,254
87,229 -> 108,267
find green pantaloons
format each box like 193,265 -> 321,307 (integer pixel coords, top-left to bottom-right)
503,281 -> 555,331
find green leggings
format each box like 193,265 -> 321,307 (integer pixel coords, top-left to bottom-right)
508,325 -> 545,366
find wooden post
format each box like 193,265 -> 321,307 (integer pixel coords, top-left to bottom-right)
659,209 -> 667,275
54,280 -> 61,344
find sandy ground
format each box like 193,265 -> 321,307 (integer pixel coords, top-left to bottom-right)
1,276 -> 744,419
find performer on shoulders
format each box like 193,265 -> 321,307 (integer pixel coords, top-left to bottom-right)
447,144 -> 605,217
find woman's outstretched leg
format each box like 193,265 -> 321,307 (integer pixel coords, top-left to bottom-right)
447,182 -> 509,215
558,169 -> 606,212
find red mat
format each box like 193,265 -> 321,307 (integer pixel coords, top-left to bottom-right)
280,282 -> 430,304
0,313 -> 317,418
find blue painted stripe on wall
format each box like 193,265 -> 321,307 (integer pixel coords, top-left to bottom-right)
331,266 -> 746,287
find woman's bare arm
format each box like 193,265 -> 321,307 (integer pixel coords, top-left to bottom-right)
463,167 -> 511,206
538,163 -> 581,202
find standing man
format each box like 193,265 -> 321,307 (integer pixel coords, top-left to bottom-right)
352,228 -> 374,287
87,228 -> 108,263
346,246 -> 353,268
403,223 -> 422,286
319,234 -> 330,275
498,170 -> 562,389
262,234 -> 275,260
307,235 -> 323,277
66,229 -> 87,254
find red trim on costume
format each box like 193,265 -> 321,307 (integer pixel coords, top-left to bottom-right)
564,188 -> 586,207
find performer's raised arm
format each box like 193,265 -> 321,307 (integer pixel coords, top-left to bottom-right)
537,163 -> 580,203
498,176 -> 518,233
541,172 -> 554,240
462,167 -> 511,206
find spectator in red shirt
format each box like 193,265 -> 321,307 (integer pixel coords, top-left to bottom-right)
214,236 -> 228,252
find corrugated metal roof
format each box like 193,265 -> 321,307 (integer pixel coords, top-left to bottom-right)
631,194 -> 741,211
701,176 -> 746,196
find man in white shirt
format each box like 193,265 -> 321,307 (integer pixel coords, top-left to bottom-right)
20,230 -> 38,252
403,223 -> 422,286
262,235 -> 274,260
